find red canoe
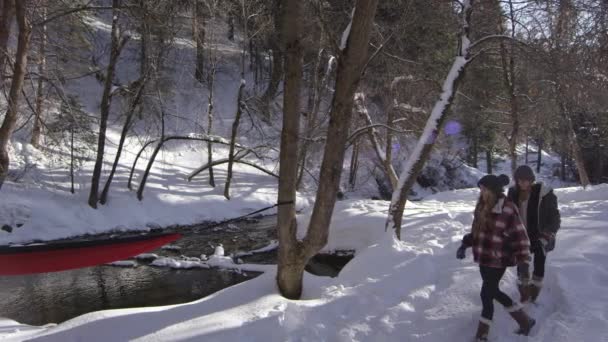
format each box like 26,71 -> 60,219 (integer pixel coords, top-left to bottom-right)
0,232 -> 181,276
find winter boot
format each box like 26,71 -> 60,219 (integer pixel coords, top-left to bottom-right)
529,276 -> 543,302
475,319 -> 491,341
509,308 -> 536,336
517,278 -> 531,304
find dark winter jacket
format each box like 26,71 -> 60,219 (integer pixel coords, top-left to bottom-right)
462,197 -> 531,268
507,182 -> 561,251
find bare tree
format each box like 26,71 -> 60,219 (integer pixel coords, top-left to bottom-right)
499,0 -> 520,174
99,76 -> 147,204
386,0 -> 475,239
88,0 -> 129,208
193,0 -> 205,83
276,0 -> 379,299
223,0 -> 250,200
0,0 -> 31,191
0,0 -> 15,84
30,1 -> 47,148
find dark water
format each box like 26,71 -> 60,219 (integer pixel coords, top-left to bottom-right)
0,216 -> 353,326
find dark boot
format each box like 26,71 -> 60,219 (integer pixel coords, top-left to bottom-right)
475,320 -> 490,341
510,309 -> 536,336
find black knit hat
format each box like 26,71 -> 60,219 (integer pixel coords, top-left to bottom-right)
478,174 -> 510,195
514,165 -> 535,182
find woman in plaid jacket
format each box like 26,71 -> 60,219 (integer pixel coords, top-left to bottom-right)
457,174 -> 536,342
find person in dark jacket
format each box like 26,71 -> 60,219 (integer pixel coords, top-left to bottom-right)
457,174 -> 535,342
508,165 -> 561,303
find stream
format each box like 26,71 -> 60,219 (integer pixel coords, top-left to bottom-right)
0,216 -> 353,326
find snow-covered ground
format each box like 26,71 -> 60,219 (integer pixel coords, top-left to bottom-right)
1,184 -> 606,342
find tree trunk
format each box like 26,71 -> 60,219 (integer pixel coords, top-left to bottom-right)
70,125 -> 75,193
0,0 -> 15,84
356,94 -> 398,189
194,0 -> 205,83
100,78 -> 147,204
386,0 -> 474,240
223,80 -> 245,200
499,0 -> 519,174
31,4 -> 47,148
206,67 -> 216,187
560,150 -> 567,181
566,118 -> 590,187
296,51 -> 336,189
348,139 -> 359,190
260,1 -> 284,120
472,133 -> 478,168
277,0 -> 379,299
137,137 -> 165,201
227,14 -> 234,41
276,0 -> 305,299
536,137 -> 542,173
296,47 -> 323,189
89,0 -> 127,208
0,0 -> 31,191
486,148 -> 493,174
556,91 -> 590,186
385,98 -> 395,183
524,135 -> 529,164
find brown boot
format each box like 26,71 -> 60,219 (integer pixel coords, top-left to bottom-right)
509,309 -> 536,336
475,320 -> 490,341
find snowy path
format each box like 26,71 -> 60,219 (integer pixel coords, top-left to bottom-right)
1,185 -> 607,341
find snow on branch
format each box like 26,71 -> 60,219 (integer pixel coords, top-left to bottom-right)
385,0 -> 474,237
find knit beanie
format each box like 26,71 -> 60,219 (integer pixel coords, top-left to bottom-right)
478,174 -> 510,195
513,165 -> 535,182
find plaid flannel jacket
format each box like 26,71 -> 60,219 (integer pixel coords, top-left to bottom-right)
462,197 -> 531,268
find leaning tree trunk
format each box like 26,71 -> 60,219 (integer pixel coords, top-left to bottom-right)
355,93 -> 398,189
0,0 -> 31,191
88,1 -> 127,208
0,0 -> 15,84
276,0 -> 379,299
31,4 -> 47,148
386,0 -> 474,240
223,80 -> 245,200
99,78 -> 147,204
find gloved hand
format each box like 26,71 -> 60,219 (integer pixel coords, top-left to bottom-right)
456,245 -> 467,259
531,239 -> 546,256
540,232 -> 556,252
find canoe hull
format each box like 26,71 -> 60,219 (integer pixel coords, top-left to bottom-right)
0,233 -> 180,276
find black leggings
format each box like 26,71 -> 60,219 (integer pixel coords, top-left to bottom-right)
480,266 -> 515,321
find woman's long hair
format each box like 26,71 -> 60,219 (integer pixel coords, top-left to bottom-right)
472,191 -> 498,238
